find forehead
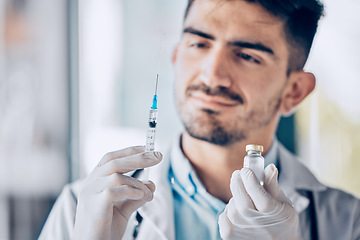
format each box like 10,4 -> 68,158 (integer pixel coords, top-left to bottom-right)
185,0 -> 289,57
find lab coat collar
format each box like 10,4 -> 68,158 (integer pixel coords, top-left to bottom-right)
277,143 -> 327,213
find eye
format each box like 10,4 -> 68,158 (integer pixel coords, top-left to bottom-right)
190,42 -> 208,48
236,52 -> 260,64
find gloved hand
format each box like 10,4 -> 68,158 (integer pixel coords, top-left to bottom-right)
72,146 -> 162,240
218,164 -> 301,240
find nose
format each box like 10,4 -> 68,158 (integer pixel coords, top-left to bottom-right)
200,47 -> 232,88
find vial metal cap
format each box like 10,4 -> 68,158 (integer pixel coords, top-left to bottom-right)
246,144 -> 264,152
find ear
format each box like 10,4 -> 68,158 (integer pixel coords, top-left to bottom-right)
279,71 -> 316,116
172,44 -> 179,64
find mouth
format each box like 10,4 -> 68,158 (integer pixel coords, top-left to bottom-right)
191,92 -> 241,108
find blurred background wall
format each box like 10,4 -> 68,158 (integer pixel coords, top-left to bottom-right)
297,0 -> 360,197
0,0 -> 359,239
0,0 -> 68,239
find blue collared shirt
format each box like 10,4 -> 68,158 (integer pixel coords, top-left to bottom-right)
169,139 -> 279,240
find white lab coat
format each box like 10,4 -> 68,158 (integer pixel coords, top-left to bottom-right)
39,143 -> 360,240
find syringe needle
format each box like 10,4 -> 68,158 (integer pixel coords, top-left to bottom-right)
151,75 -> 159,110
155,74 -> 159,95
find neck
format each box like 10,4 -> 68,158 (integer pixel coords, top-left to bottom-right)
181,131 -> 273,203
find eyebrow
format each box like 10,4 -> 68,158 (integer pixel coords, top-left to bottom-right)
183,27 -> 274,55
183,27 -> 215,40
230,41 -> 274,55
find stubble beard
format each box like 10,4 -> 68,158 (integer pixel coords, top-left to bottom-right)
178,97 -> 281,146
182,109 -> 246,146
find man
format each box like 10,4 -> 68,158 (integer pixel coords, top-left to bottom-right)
40,0 -> 360,239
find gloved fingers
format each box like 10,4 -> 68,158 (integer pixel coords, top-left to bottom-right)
218,199 -> 253,238
263,164 -> 292,205
105,185 -> 146,202
97,146 -> 145,167
218,206 -> 232,238
144,180 -> 156,193
97,173 -> 155,200
113,182 -> 157,221
116,192 -> 155,220
96,151 -> 163,176
226,198 -> 257,225
230,170 -> 256,212
219,167 -> 301,240
240,168 -> 277,213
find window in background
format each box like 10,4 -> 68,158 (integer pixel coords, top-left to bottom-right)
78,0 -> 129,178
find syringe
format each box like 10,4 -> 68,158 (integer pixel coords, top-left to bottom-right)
145,74 -> 159,152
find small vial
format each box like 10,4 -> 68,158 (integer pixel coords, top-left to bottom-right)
243,144 -> 264,185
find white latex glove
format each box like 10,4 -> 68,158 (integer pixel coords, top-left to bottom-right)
218,164 -> 301,240
72,146 -> 162,240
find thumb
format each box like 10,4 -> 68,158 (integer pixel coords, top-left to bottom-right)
264,164 -> 292,205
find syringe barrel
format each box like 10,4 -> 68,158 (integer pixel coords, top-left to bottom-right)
146,109 -> 158,151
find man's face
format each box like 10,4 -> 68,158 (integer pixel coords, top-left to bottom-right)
173,0 -> 290,146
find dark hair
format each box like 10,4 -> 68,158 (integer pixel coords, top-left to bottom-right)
184,0 -> 324,73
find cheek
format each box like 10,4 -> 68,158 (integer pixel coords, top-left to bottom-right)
174,78 -> 184,104
236,73 -> 285,108
174,65 -> 189,105
251,68 -> 287,94
174,53 -> 198,98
